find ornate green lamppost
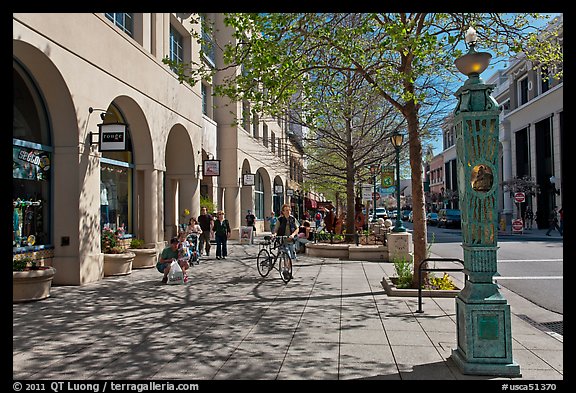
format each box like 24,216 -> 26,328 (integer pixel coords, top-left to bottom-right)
450,27 -> 520,376
370,164 -> 379,222
390,130 -> 406,233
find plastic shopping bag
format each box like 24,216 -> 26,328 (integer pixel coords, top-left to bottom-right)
167,260 -> 184,285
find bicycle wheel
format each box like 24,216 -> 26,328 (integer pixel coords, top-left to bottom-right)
257,248 -> 273,277
279,252 -> 293,283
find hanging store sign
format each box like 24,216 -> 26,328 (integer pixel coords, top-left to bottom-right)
98,123 -> 127,151
242,173 -> 255,186
274,185 -> 284,194
203,160 -> 220,176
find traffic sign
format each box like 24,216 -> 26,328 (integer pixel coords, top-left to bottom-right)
512,218 -> 523,233
372,192 -> 380,200
514,192 -> 525,203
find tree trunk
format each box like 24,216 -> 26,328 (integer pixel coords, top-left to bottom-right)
404,104 -> 428,288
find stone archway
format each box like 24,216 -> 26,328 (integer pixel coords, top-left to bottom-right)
164,124 -> 199,239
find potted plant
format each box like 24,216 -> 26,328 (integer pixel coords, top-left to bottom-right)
127,237 -> 158,269
102,226 -> 134,276
13,256 -> 56,303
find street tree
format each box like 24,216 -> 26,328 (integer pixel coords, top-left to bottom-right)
168,12 -> 562,288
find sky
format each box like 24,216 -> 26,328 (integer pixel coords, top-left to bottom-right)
428,13 -> 562,156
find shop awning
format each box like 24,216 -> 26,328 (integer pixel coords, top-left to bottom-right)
305,197 -> 317,209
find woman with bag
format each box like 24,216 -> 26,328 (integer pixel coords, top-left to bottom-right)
214,210 -> 231,260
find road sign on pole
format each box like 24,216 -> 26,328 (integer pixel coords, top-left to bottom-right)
514,192 -> 525,203
512,218 -> 523,233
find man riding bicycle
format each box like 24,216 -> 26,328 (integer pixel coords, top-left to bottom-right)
273,203 -> 300,280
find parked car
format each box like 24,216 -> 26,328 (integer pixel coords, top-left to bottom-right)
368,207 -> 388,222
437,209 -> 461,228
426,212 -> 439,226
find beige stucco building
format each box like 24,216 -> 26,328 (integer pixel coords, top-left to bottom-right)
13,13 -> 304,285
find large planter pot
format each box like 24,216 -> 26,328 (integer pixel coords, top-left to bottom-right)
103,252 -> 135,276
127,248 -> 157,269
13,267 -> 56,303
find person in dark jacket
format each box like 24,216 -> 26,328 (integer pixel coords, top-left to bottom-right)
213,210 -> 231,259
274,203 -> 300,279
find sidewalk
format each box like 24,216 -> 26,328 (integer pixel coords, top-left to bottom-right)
13,233 -> 563,381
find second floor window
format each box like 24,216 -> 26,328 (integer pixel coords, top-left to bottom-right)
105,13 -> 134,37
540,67 -> 550,94
518,76 -> 529,106
170,27 -> 184,68
253,113 -> 259,139
202,84 -> 208,116
200,14 -> 215,66
263,123 -> 268,147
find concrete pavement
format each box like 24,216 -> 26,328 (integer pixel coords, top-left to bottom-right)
13,233 -> 563,381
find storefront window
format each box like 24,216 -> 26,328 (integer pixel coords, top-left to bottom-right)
101,161 -> 132,233
13,61 -> 52,251
100,105 -> 133,235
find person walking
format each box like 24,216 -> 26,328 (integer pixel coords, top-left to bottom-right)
214,210 -> 231,260
546,206 -> 562,236
314,210 -> 323,229
559,207 -> 563,235
525,206 -> 534,230
246,209 -> 256,235
266,211 -> 278,234
197,207 -> 214,256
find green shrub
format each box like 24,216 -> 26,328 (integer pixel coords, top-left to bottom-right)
200,196 -> 216,215
130,238 -> 146,249
392,256 -> 413,288
13,258 -> 28,271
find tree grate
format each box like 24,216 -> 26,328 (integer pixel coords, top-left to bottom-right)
540,321 -> 563,336
517,314 -> 563,336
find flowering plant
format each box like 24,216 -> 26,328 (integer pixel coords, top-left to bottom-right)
101,226 -> 125,254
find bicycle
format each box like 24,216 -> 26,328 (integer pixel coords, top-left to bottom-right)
256,235 -> 294,283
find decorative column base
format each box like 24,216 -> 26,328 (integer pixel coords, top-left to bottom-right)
450,297 -> 521,377
386,232 -> 412,262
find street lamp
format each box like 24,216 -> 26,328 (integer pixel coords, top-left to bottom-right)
449,26 -> 520,376
390,130 -> 406,233
369,164 -> 379,222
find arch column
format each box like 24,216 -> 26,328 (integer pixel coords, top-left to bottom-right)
178,174 -> 201,223
224,186 -> 241,239
501,139 -> 513,231
143,167 -> 160,246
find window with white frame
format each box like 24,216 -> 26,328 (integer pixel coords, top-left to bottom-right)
169,26 -> 184,70
105,13 -> 134,37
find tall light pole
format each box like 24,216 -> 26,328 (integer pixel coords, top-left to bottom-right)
390,130 -> 406,233
370,164 -> 379,222
450,26 -> 520,376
